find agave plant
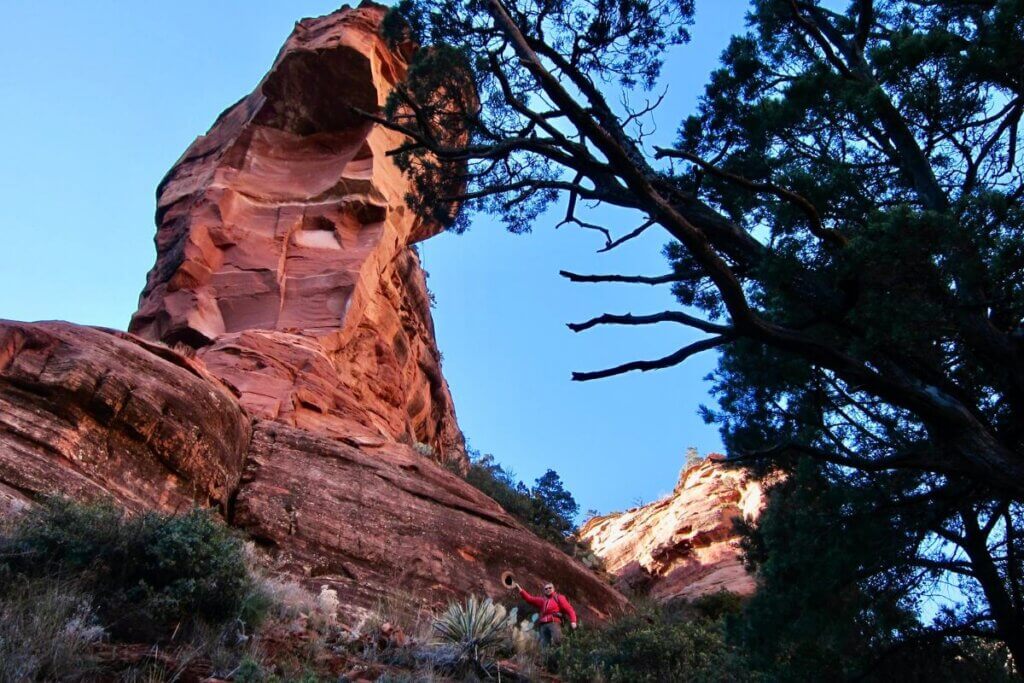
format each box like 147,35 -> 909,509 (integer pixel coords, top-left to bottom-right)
431,595 -> 517,671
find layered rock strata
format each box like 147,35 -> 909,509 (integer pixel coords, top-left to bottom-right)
0,321 -> 249,513
579,458 -> 763,602
129,2 -> 461,461
233,421 -> 625,618
0,3 -> 628,620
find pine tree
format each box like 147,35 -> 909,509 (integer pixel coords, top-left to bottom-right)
375,0 -> 1024,669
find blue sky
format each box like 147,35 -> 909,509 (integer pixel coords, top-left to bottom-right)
0,1 -> 749,515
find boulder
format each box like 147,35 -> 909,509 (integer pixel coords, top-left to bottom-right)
0,320 -> 249,512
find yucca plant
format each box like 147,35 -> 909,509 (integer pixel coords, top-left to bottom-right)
431,596 -> 517,674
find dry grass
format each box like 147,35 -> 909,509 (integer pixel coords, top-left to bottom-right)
362,586 -> 435,639
0,578 -> 104,682
509,617 -> 544,680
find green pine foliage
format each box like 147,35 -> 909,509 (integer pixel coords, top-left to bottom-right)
461,450 -> 580,548
381,0 -> 1024,670
733,461 -> 1017,682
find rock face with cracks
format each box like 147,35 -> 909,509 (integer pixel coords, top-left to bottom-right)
579,458 -> 763,602
0,3 -> 629,620
233,421 -> 626,618
129,2 -> 461,461
0,321 -> 250,514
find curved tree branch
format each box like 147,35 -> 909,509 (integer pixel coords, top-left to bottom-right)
567,311 -> 732,335
571,335 -> 732,381
654,146 -> 847,249
559,270 -> 686,285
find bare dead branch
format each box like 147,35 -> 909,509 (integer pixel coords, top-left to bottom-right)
567,311 -> 731,335
571,335 -> 731,381
598,218 -> 655,252
443,178 -> 603,203
559,270 -> 686,285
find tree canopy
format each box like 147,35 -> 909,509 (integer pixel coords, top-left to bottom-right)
373,0 -> 1024,673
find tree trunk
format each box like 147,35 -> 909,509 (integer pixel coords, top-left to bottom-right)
960,509 -> 1024,675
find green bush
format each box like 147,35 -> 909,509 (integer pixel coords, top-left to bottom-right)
556,604 -> 755,683
686,590 -> 746,622
0,497 -> 262,642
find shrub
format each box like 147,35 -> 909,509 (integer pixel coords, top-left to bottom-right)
556,604 -> 755,683
0,497 -> 262,642
686,590 -> 746,622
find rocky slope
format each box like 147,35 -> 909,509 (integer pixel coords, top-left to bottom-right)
0,2 -> 626,621
579,458 -> 763,602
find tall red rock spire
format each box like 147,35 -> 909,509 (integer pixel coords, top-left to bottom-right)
129,2 -> 463,462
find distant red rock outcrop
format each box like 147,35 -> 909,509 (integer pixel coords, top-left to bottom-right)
0,3 -> 628,620
578,458 -> 764,602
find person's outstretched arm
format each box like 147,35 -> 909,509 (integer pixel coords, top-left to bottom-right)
557,594 -> 578,627
517,587 -> 545,608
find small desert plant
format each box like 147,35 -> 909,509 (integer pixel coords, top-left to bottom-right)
413,441 -> 437,458
233,656 -> 270,683
255,574 -> 321,622
431,595 -> 517,675
509,617 -> 543,680
363,586 -> 434,639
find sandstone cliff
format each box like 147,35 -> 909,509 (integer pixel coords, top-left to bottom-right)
578,458 -> 763,602
0,2 -> 627,621
129,2 -> 461,462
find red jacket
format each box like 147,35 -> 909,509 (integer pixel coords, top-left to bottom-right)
519,588 -> 577,626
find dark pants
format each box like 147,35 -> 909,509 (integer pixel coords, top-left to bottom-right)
539,621 -> 562,647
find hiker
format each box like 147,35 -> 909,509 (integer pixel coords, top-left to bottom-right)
511,580 -> 577,647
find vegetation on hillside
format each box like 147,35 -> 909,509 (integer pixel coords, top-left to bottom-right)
457,449 -> 611,573
2,496 -> 1016,680
0,497 -> 261,643
556,597 -> 753,683
0,499 -> 344,680
458,449 -> 580,548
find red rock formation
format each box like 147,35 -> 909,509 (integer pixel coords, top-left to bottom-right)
578,458 -> 763,602
233,421 -> 627,619
129,2 -> 462,462
0,319 -> 626,617
0,321 -> 250,513
0,3 -> 629,620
